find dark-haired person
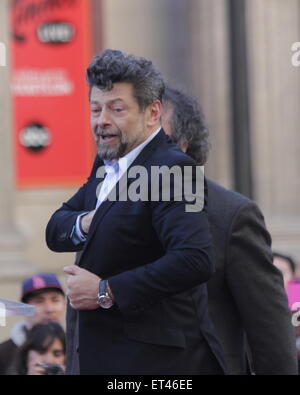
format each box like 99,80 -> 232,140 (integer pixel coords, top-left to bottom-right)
273,252 -> 299,373
160,86 -> 298,375
10,322 -> 66,375
0,274 -> 66,375
46,49 -> 226,375
273,252 -> 296,291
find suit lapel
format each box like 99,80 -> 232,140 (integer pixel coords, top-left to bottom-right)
86,177 -> 104,210
85,156 -> 106,210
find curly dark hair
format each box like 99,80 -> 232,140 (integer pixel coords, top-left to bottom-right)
13,322 -> 66,375
86,49 -> 165,111
162,86 -> 211,166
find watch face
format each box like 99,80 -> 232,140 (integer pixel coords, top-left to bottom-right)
99,295 -> 113,309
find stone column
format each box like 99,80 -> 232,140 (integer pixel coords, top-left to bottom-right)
100,0 -> 233,188
101,0 -> 192,91
246,0 -> 300,261
189,0 -> 234,189
0,0 -> 32,279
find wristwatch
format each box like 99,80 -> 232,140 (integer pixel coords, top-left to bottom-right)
97,279 -> 114,309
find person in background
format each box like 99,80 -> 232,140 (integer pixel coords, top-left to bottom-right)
161,85 -> 298,375
10,322 -> 66,375
0,273 -> 66,375
273,252 -> 296,291
273,252 -> 300,374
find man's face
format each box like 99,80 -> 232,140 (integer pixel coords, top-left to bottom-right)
26,291 -> 66,329
90,83 -> 154,160
273,256 -> 294,291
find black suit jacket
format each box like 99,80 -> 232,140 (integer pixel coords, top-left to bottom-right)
64,173 -> 298,375
46,131 -> 226,375
207,180 -> 297,374
0,340 -> 18,375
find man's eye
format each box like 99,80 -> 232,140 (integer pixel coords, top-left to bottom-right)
91,108 -> 100,113
34,299 -> 44,304
113,108 -> 123,113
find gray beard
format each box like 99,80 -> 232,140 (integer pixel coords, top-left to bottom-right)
97,140 -> 128,161
95,126 -> 145,160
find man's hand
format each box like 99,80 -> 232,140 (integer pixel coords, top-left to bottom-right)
64,265 -> 100,310
80,209 -> 97,234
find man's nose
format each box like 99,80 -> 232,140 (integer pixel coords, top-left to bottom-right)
95,108 -> 112,128
43,302 -> 54,314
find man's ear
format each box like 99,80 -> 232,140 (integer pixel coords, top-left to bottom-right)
146,101 -> 162,128
180,142 -> 188,153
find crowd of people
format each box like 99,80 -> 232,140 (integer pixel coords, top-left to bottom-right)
0,49 -> 299,375
0,248 -> 298,375
0,274 -> 66,375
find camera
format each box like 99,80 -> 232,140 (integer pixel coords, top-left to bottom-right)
40,363 -> 64,375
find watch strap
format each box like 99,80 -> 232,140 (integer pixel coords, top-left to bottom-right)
99,279 -> 107,296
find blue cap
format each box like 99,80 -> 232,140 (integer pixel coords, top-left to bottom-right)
21,273 -> 64,303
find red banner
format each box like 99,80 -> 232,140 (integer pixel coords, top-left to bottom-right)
11,0 -> 95,188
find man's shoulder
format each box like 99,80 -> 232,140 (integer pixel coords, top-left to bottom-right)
0,338 -> 16,354
206,179 -> 265,232
150,138 -> 196,168
207,179 -> 253,212
0,339 -> 18,375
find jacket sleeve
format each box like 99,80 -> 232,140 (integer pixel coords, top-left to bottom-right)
108,159 -> 214,315
45,156 -> 100,253
45,182 -> 91,253
225,202 -> 298,375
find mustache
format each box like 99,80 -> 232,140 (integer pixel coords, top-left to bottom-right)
94,127 -> 121,137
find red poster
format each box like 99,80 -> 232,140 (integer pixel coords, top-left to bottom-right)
11,0 -> 95,188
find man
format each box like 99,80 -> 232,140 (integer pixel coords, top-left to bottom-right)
46,49 -> 226,375
273,252 -> 296,291
161,86 -> 298,375
0,273 -> 66,375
